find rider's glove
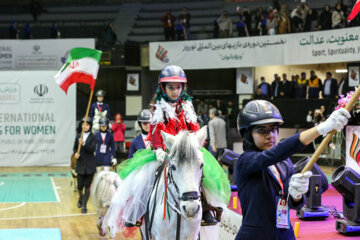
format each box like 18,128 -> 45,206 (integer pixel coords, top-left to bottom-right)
317,108 -> 350,136
155,148 -> 167,163
288,171 -> 312,200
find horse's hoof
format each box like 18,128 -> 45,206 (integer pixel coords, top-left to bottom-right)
97,223 -> 106,237
106,227 -> 115,239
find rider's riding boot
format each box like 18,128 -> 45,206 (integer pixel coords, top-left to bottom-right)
124,219 -> 142,228
77,189 -> 83,208
202,210 -> 218,226
201,192 -> 218,226
81,187 -> 90,214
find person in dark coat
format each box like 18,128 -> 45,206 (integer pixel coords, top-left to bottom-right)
128,109 -> 152,159
235,99 -> 350,240
73,117 -> 96,214
95,117 -> 116,171
322,72 -> 338,99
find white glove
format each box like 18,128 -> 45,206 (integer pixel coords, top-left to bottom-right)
288,171 -> 313,200
155,148 -> 167,163
111,158 -> 117,166
317,108 -> 350,136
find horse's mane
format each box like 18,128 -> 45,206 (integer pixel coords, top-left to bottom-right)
168,130 -> 199,165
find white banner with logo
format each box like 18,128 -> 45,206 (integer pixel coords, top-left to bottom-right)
150,27 -> 360,70
0,39 -> 95,70
0,71 -> 76,166
345,125 -> 360,174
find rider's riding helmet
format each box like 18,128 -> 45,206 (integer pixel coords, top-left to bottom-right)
99,117 -> 109,130
137,109 -> 152,134
79,116 -> 92,132
158,65 -> 187,103
95,90 -> 106,97
237,100 -> 283,151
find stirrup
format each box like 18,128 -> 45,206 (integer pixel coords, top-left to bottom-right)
124,220 -> 142,228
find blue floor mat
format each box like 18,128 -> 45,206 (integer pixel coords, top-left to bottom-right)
0,228 -> 61,240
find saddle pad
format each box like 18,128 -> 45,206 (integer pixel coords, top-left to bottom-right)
0,228 -> 61,240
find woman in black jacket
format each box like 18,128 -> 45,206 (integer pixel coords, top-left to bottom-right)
73,117 -> 97,213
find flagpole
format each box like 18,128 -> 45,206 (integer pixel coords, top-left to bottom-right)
76,89 -> 94,155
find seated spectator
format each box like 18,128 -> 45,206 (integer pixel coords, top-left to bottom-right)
161,10 -> 176,41
9,21 -> 20,39
217,10 -> 232,38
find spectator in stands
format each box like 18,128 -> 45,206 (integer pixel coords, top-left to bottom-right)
322,72 -> 338,99
213,14 -> 220,38
290,8 -> 304,32
278,10 -> 291,34
112,113 -> 126,160
304,8 -> 317,32
242,6 -> 252,34
257,76 -> 272,99
308,70 -> 322,99
50,22 -> 61,39
236,7 -> 249,37
105,22 -> 117,45
332,3 -> 346,29
318,4 -> 332,30
254,88 -> 266,100
179,7 -> 191,40
217,10 -> 232,38
216,99 -> 226,116
197,99 -> 209,125
306,110 -> 313,123
271,74 -> 281,99
208,108 -> 227,160
9,21 -> 20,39
280,73 -> 293,98
338,73 -> 353,96
266,8 -> 278,35
320,105 -> 328,118
23,23 -> 33,39
175,21 -> 185,40
226,100 -> 236,127
313,109 -> 325,126
161,10 -> 176,41
294,72 -> 307,99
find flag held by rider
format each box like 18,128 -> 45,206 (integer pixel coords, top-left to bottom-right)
54,47 -> 102,155
54,47 -> 102,94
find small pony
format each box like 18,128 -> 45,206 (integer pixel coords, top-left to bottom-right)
91,171 -> 121,237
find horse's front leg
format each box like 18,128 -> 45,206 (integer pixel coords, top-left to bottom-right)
97,208 -> 107,237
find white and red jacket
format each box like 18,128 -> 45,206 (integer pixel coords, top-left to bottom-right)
147,98 -> 200,149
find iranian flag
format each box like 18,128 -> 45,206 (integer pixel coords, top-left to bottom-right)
55,47 -> 102,93
348,0 -> 360,22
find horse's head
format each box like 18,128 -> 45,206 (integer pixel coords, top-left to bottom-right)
161,126 -> 207,219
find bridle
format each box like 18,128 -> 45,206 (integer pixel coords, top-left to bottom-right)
166,161 -> 202,215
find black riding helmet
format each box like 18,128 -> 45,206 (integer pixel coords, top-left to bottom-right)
237,100 -> 283,151
77,116 -> 92,133
138,109 -> 152,135
99,117 -> 109,132
95,90 -> 105,97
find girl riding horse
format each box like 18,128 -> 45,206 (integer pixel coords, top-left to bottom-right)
103,65 -> 230,235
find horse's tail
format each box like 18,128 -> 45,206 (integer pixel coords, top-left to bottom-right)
91,171 -> 121,208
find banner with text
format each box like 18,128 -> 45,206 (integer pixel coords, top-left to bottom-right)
346,125 -> 360,175
0,71 -> 76,166
0,39 -> 94,70
150,27 -> 360,70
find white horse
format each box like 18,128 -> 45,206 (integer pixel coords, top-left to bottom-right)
144,127 -> 207,240
91,171 -> 121,237
92,108 -> 108,134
